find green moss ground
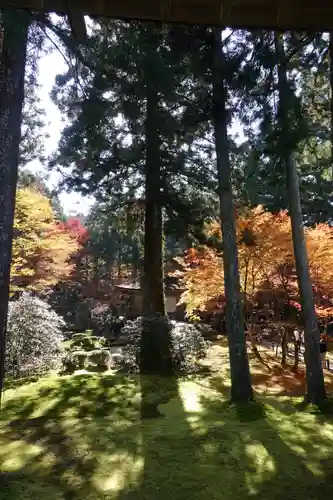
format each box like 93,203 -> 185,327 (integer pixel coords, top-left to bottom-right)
1,366 -> 333,500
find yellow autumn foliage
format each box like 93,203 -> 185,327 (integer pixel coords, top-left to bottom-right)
11,188 -> 79,293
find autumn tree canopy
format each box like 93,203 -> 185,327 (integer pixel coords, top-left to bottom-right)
11,188 -> 80,293
180,206 -> 333,325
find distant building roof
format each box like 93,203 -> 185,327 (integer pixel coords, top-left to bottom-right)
116,278 -> 184,294
116,281 -> 141,292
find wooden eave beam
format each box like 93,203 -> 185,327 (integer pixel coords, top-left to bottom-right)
1,1 -> 333,32
66,6 -> 87,42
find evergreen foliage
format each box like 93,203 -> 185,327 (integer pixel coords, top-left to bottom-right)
6,293 -> 65,377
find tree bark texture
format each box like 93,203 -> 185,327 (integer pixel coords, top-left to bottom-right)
140,76 -> 173,377
0,9 -> 30,398
329,33 -> 333,183
275,32 -> 326,404
293,336 -> 300,373
212,27 -> 253,403
142,87 -> 165,316
281,328 -> 287,366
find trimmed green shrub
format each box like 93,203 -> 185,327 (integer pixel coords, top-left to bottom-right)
70,331 -> 106,352
91,308 -> 125,340
118,316 -> 211,374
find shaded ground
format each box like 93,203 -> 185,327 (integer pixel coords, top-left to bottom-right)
200,339 -> 333,396
1,344 -> 333,499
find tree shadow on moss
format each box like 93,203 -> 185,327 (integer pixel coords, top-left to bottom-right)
195,391 -> 333,500
1,373 -> 138,420
116,371 -> 333,500
117,384 -> 209,499
4,362 -> 333,500
293,397 -> 333,416
5,419 -> 99,499
0,373 -> 141,499
116,315 -> 212,499
3,374 -> 40,390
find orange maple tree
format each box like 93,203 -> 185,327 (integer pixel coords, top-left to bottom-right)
180,206 -> 333,327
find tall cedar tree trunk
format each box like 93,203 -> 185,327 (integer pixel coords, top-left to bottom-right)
142,87 -> 165,315
329,33 -> 333,183
140,78 -> 172,377
211,28 -> 253,402
275,33 -> 326,404
0,9 -> 30,399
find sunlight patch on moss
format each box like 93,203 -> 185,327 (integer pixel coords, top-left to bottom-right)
178,380 -> 203,413
96,454 -> 144,493
244,442 -> 275,495
30,397 -> 64,419
0,438 -> 42,472
265,406 -> 333,478
3,372 -> 333,499
306,461 -> 327,477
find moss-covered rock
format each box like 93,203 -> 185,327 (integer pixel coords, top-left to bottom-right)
87,349 -> 112,372
61,355 -> 77,375
71,350 -> 88,370
60,349 -> 89,374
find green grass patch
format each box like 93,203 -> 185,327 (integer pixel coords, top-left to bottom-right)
1,371 -> 333,499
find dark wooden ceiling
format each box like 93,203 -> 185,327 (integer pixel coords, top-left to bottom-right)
1,0 -> 333,31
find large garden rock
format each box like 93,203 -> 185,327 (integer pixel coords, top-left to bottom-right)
109,351 -> 125,367
87,349 -> 112,372
71,350 -> 88,370
61,350 -> 89,374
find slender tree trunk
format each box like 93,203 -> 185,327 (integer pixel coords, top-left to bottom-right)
281,328 -> 287,367
125,207 -> 140,281
130,237 -> 141,281
0,9 -> 30,399
212,28 -> 253,403
286,154 -> 325,400
131,262 -> 138,281
275,33 -> 326,404
293,335 -> 300,372
248,321 -> 270,369
329,33 -> 333,182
